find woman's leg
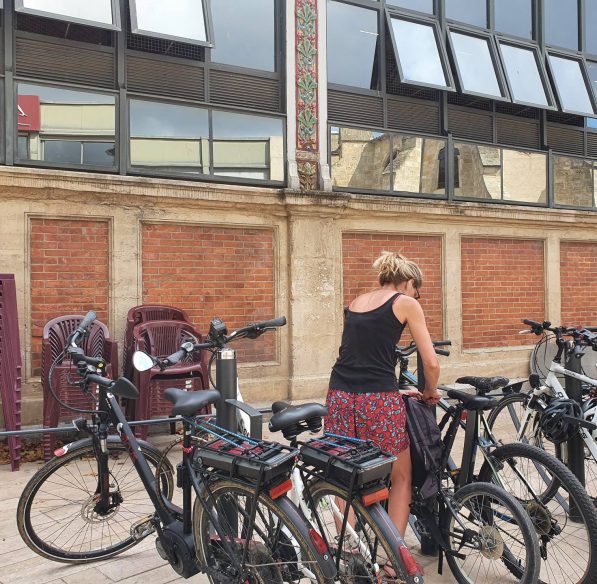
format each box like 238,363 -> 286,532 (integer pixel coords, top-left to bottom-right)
388,448 -> 412,536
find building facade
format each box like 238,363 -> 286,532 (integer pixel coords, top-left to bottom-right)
1,0 -> 597,425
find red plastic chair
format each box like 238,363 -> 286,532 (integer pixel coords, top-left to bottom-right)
131,320 -> 209,439
123,305 -> 189,381
42,315 -> 118,460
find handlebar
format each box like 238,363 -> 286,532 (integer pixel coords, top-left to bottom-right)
521,318 -> 597,351
70,310 -> 96,346
396,340 -> 451,358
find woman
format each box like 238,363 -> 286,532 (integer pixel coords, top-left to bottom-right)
326,250 -> 441,538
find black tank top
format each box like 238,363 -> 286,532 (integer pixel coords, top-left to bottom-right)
329,292 -> 406,393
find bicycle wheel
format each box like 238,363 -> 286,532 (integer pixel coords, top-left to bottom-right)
479,442 -> 597,584
441,481 -> 540,584
309,480 -> 423,583
17,438 -> 175,563
193,478 -> 328,583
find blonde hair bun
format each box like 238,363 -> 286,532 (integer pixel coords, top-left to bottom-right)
373,250 -> 423,288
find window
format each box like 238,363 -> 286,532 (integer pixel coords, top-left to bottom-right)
587,62 -> 597,127
497,42 -> 554,109
327,1 -> 378,89
494,0 -> 532,39
130,0 -> 212,47
554,155 -> 596,208
42,140 -> 115,166
445,0 -> 486,28
15,0 -> 120,30
544,0 -> 579,50
586,0 -> 597,55
386,0 -> 433,14
547,54 -> 596,117
387,15 -> 454,90
448,30 -> 508,100
210,0 -> 275,71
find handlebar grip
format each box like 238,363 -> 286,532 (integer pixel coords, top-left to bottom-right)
165,349 -> 187,365
70,310 -> 96,345
435,348 -> 450,357
73,354 -> 105,367
432,340 -> 452,347
522,318 -> 542,328
256,316 -> 286,329
86,373 -> 113,388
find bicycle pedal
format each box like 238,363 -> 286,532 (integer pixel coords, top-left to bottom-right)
130,515 -> 155,540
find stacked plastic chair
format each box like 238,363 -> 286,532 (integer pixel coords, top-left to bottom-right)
0,274 -> 22,471
41,315 -> 118,460
131,319 -> 209,440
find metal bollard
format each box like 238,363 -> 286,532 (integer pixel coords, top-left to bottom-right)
215,348 -> 238,433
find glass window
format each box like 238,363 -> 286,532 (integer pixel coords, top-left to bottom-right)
545,0 -> 578,50
16,84 -> 116,168
327,1 -> 378,89
502,149 -> 547,203
386,0 -> 433,14
554,155 -> 595,207
212,111 -> 284,181
498,42 -> 552,108
586,0 -> 597,55
495,0 -> 532,39
548,54 -> 595,116
389,16 -> 451,89
129,100 -> 209,174
15,0 -> 118,29
210,0 -> 275,71
587,62 -> 597,126
449,31 -> 505,99
445,0 -> 486,28
130,0 -> 210,46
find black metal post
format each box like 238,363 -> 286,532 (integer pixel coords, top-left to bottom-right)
565,347 -> 585,522
215,348 -> 238,433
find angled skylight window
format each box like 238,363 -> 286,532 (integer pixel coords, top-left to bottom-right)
386,0 -> 433,14
130,0 -> 212,46
15,0 -> 120,29
547,54 -> 596,117
497,42 -> 555,109
387,15 -> 454,90
448,30 -> 508,100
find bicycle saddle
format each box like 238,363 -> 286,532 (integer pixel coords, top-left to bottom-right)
447,389 -> 498,411
455,376 -> 509,395
164,388 -> 221,416
268,401 -> 328,434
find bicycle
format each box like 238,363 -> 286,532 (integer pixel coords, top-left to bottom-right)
398,341 -> 597,584
17,311 -> 337,583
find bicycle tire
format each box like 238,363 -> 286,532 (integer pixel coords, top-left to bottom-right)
17,438 -> 175,563
440,481 -> 540,584
308,480 -> 423,583
193,478 -> 330,583
478,441 -> 597,584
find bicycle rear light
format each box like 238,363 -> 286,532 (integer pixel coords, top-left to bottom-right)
269,479 -> 292,500
399,544 -> 420,576
308,528 -> 329,556
361,486 -> 389,506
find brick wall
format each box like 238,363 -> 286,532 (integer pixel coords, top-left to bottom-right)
560,242 -> 597,327
30,219 -> 110,376
461,237 -> 545,349
142,223 -> 276,362
341,233 -> 443,342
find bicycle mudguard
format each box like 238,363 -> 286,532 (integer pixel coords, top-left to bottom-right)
53,434 -> 161,458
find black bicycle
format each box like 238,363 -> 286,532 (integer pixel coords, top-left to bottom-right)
17,311 -> 337,583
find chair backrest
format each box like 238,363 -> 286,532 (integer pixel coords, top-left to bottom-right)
134,321 -> 200,359
127,305 -> 189,327
43,315 -> 110,363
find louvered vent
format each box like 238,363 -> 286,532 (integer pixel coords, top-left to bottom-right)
546,124 -> 585,156
448,107 -> 493,141
127,55 -> 205,101
587,133 -> 597,158
496,117 -> 541,149
210,70 -> 280,112
387,98 -> 440,134
495,102 -> 540,120
447,93 -> 492,111
16,36 -> 115,89
328,90 -> 383,127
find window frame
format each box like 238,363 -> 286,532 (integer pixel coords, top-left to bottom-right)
129,0 -> 214,49
14,0 -> 122,31
492,0 -> 535,42
444,0 -> 488,31
551,151 -> 597,210
446,26 -> 510,102
385,9 -> 456,92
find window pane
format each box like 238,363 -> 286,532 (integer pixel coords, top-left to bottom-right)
450,32 -> 503,98
548,55 -> 594,115
130,100 -> 209,173
212,112 -> 284,181
17,136 -> 29,159
211,0 -> 275,71
392,135 -> 446,195
545,0 -> 578,50
554,156 -> 595,207
587,0 -> 597,55
390,17 -> 448,87
327,1 -> 378,89
82,142 -> 115,167
499,43 -> 549,107
386,0 -> 432,14
445,0 -> 486,28
587,62 -> 597,125
495,0 -> 532,39
331,127 -> 391,190
132,0 -> 207,44
18,0 -> 114,26
17,84 -> 116,167
454,143 -> 502,199
502,149 -> 546,203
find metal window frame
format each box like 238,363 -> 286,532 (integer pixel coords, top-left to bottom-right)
385,9 -> 456,92
551,149 -> 597,209
495,38 -> 557,111
543,0 -> 580,52
41,138 -> 116,166
545,50 -> 597,117
492,0 -> 535,42
14,0 -> 121,31
446,26 -> 511,102
129,0 -> 214,49
444,0 -> 489,30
